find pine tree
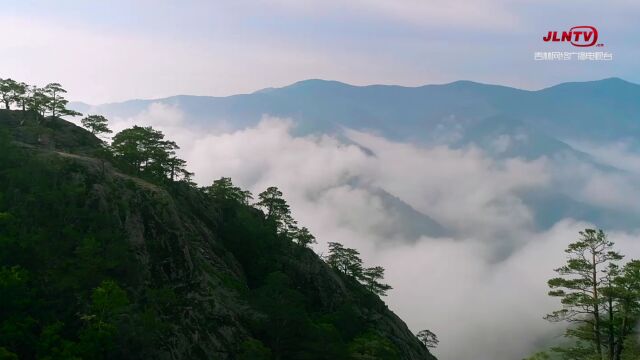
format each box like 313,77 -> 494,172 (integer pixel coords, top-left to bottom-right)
416,329 -> 439,349
205,177 -> 252,204
611,260 -> 640,359
545,229 -> 623,358
0,78 -> 17,109
81,115 -> 112,136
111,126 -> 189,182
362,266 -> 392,296
326,242 -> 363,279
255,187 -> 295,233
292,227 -> 316,248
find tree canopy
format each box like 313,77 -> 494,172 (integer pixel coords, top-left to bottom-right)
291,226 -> 317,248
111,125 -> 192,182
543,229 -> 640,360
0,79 -> 80,117
361,266 -> 393,297
327,242 -> 363,278
326,242 -> 392,296
204,177 -> 253,204
81,115 -> 112,136
255,186 -> 296,233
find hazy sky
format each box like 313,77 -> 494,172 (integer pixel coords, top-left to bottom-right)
1,0 -> 639,103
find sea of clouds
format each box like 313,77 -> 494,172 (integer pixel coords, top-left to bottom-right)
85,102 -> 640,360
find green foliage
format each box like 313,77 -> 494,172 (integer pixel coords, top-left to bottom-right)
550,342 -> 600,360
89,280 -> 130,318
327,242 -> 363,277
246,271 -> 349,359
253,186 -> 319,250
10,82 -> 28,111
217,197 -> 282,286
204,177 -> 252,204
348,331 -> 401,360
522,351 -> 551,360
111,125 -> 192,182
43,83 -> 81,117
0,266 -> 37,357
0,78 -> 18,109
545,229 -> 621,354
36,321 -> 81,360
251,272 -> 314,354
544,229 -> 640,360
325,305 -> 368,340
81,115 -> 112,136
215,188 -> 408,358
292,226 -> 317,248
0,266 -> 31,313
0,347 -> 18,360
0,136 -> 163,359
27,86 -> 50,115
0,79 -> 80,117
361,266 -> 392,297
255,186 -> 296,233
76,280 -> 130,359
327,242 -> 393,297
238,339 -> 272,360
620,336 -> 640,360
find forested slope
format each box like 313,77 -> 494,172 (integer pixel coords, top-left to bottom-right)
0,110 -> 435,360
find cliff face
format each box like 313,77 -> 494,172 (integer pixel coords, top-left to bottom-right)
0,110 -> 435,360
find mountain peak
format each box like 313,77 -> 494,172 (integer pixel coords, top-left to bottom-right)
252,79 -> 353,95
598,76 -> 631,84
287,79 -> 352,89
541,76 -> 639,92
443,80 -> 484,87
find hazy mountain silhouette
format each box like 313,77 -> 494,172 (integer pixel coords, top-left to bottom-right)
72,77 -> 640,146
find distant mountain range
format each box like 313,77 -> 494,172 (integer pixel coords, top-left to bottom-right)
71,77 -> 640,145
71,77 -> 640,234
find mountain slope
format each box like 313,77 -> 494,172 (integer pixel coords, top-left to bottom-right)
0,110 -> 435,360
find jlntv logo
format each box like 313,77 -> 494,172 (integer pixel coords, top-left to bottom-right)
543,26 -> 601,47
534,25 -> 611,61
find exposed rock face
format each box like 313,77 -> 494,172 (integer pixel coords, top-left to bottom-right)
87,176 -> 252,358
94,175 -> 434,359
0,110 -> 436,360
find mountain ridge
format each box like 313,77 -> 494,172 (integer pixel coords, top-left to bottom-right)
72,77 -> 638,108
70,77 -> 640,145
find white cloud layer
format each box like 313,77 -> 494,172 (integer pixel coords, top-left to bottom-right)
99,104 -> 640,360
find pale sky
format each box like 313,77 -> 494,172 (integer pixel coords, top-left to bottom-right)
1,0 -> 638,103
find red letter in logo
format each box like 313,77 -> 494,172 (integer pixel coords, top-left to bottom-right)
570,26 -> 598,47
